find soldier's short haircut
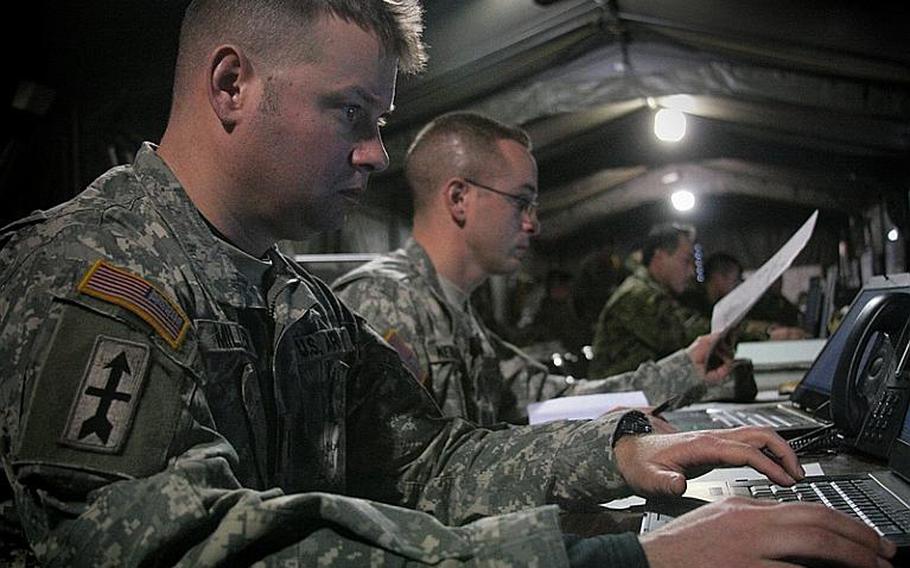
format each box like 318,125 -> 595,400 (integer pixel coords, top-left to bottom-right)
173,0 -> 426,100
704,252 -> 742,280
642,223 -> 696,266
405,111 -> 531,212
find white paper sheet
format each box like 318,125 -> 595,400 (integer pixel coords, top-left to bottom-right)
711,210 -> 818,335
527,391 -> 649,424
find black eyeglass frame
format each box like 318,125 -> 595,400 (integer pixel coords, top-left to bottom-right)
463,177 -> 539,218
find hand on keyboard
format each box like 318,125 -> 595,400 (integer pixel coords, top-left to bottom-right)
614,426 -> 805,496
640,497 -> 896,568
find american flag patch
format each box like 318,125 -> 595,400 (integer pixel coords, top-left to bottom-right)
78,260 -> 189,349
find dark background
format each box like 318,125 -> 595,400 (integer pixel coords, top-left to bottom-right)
3,1 -> 909,270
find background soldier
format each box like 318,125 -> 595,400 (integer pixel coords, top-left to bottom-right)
591,224 -> 805,379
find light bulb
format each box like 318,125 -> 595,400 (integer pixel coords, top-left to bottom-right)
671,190 -> 695,212
654,108 -> 686,142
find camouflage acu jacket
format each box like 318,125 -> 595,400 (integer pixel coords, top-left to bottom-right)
334,239 -> 703,424
0,145 -> 640,566
590,266 -> 712,378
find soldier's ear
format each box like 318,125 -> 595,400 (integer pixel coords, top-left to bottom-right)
208,45 -> 252,133
444,178 -> 469,228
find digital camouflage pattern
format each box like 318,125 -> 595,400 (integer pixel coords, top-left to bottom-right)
0,144 -> 647,566
334,239 -> 703,424
590,266 -> 711,378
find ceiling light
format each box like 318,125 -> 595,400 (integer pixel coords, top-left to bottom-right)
654,108 -> 686,142
888,228 -> 900,242
671,190 -> 695,212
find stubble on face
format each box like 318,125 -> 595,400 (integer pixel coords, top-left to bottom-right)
243,16 -> 398,241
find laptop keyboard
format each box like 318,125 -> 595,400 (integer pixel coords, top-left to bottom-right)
748,478 -> 910,537
711,407 -> 807,428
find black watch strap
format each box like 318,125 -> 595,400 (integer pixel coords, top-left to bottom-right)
611,410 -> 653,448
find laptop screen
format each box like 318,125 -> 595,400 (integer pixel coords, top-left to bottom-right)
889,388 -> 910,480
792,274 -> 910,410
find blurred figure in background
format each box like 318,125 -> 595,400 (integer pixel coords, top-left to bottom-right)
590,223 -> 702,377
593,232 -> 809,378
681,252 -> 807,334
516,268 -> 588,354
572,241 -> 629,343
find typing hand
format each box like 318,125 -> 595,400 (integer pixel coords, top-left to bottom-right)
613,426 -> 804,496
640,498 -> 895,568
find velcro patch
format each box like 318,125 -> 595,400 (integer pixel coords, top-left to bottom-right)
78,260 -> 189,348
291,325 -> 355,361
61,336 -> 150,454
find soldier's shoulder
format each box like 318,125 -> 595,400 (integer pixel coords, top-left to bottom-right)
335,269 -> 417,311
2,165 -> 153,256
1,170 -> 180,299
332,249 -> 420,291
608,273 -> 654,304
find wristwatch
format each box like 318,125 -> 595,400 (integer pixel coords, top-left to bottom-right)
611,410 -> 654,448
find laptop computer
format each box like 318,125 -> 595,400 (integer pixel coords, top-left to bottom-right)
641,389 -> 910,562
663,273 -> 910,436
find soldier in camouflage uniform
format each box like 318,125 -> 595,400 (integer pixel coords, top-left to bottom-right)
590,223 -> 707,377
2,142 -> 644,565
334,113 -> 731,426
0,2 -> 891,567
591,233 -> 807,378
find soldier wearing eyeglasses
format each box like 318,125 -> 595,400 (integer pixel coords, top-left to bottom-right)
334,112 -> 731,425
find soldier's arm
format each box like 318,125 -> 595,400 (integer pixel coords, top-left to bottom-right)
0,255 -> 582,566
567,349 -> 703,404
490,334 -> 701,417
346,323 -> 635,524
345,323 -> 806,530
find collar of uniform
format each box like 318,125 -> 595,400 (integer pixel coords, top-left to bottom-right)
402,237 -> 482,338
132,142 -> 267,309
218,236 -> 273,287
634,264 -> 671,296
403,237 -> 461,311
437,274 -> 469,311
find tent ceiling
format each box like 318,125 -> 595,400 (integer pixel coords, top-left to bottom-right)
374,0 -> 910,250
5,0 -> 910,251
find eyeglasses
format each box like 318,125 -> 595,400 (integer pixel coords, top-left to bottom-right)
463,178 -> 539,219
